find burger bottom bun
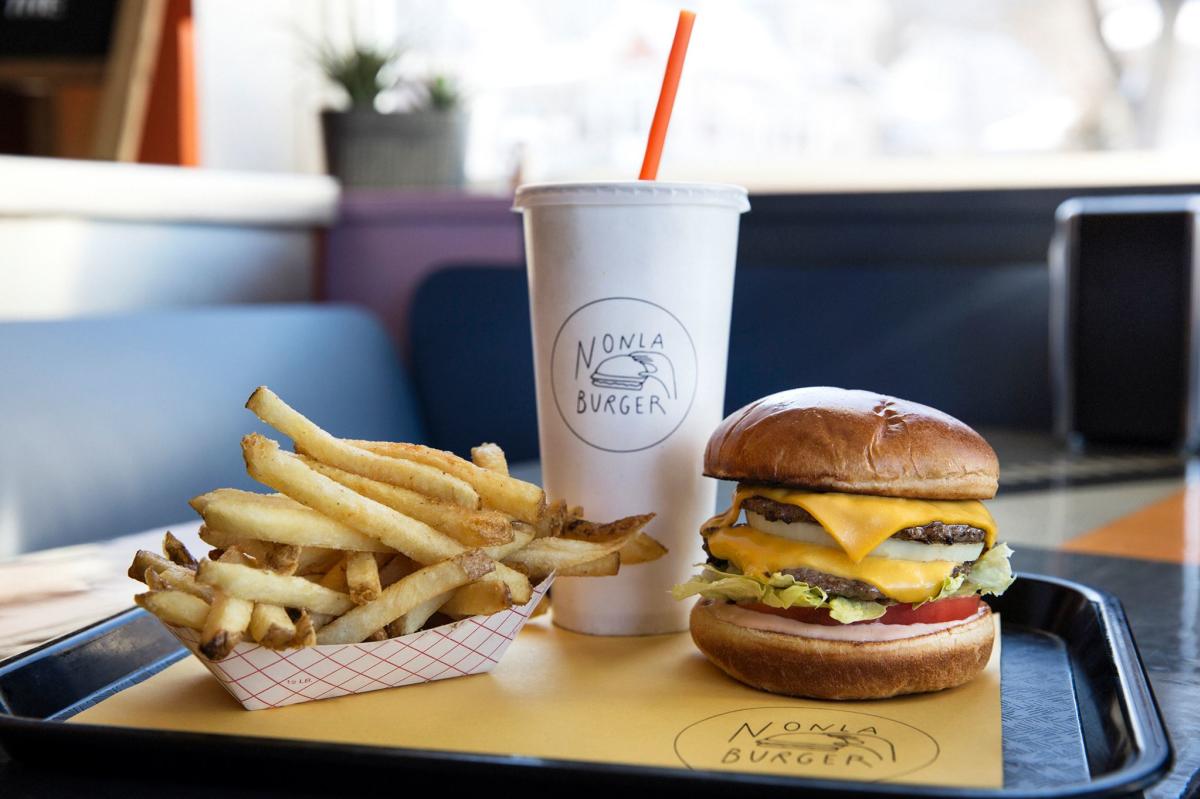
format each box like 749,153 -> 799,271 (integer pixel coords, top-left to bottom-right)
689,601 -> 994,700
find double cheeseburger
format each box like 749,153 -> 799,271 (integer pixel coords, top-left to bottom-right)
673,387 -> 1014,700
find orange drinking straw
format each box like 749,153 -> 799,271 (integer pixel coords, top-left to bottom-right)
638,9 -> 696,180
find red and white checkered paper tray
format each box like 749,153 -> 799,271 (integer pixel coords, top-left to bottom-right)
160,576 -> 552,711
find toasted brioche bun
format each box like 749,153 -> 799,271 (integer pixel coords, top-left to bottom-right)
704,387 -> 998,499
690,600 -> 994,700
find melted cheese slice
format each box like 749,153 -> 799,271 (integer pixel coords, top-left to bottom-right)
704,485 -> 996,564
706,525 -> 958,604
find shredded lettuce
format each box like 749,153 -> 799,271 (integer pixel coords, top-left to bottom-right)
671,543 -> 1015,624
964,542 -> 1016,595
922,543 -> 1016,605
671,563 -> 891,621
671,564 -> 828,608
827,596 -> 888,623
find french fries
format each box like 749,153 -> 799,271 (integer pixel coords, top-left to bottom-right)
192,489 -> 392,553
316,551 -> 494,645
298,457 -> 514,546
247,387 -> 479,507
146,564 -> 214,602
350,440 -> 545,523
243,433 -> 533,603
129,549 -> 213,602
243,435 -> 464,564
131,386 -> 666,662
197,560 -> 355,615
503,514 -> 655,580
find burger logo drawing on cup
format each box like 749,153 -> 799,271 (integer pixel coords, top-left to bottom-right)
551,296 -> 698,453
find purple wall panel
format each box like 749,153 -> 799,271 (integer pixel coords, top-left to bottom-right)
323,191 -> 524,357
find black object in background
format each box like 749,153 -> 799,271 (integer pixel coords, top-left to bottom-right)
1051,196 -> 1196,449
0,0 -> 118,58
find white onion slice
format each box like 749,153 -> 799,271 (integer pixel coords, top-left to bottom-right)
744,511 -> 984,563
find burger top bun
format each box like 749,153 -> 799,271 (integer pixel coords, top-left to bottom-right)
704,387 -> 998,500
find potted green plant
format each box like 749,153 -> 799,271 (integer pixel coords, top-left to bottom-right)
318,41 -> 466,189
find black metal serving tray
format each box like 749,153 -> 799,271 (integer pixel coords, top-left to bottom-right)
0,574 -> 1172,798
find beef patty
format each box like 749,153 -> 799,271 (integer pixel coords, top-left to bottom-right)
702,530 -> 976,602
741,495 -> 987,545
778,562 -> 973,601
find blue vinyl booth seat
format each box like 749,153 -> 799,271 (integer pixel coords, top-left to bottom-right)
409,264 -> 1052,463
0,306 -> 422,556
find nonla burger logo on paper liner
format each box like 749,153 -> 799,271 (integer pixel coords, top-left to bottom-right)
551,297 -> 698,452
673,707 -> 940,781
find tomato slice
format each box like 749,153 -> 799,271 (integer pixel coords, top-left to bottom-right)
744,596 -> 982,626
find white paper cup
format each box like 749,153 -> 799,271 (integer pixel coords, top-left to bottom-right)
514,181 -> 750,635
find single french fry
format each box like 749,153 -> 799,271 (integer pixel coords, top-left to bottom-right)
439,580 -> 511,617
292,611 -> 317,646
246,387 -> 478,507
396,592 -> 452,635
198,528 -> 265,562
242,434 -> 531,600
144,564 -> 215,602
128,550 -> 174,582
503,514 -> 653,577
349,439 -> 545,523
299,456 -> 514,546
136,590 -> 209,630
200,592 -> 253,660
194,489 -> 392,553
346,551 -> 381,605
250,604 -> 296,649
198,526 -> 301,575
478,570 -> 531,607
530,594 -> 550,618
557,552 -> 620,577
316,551 -> 495,645
162,532 -> 198,570
197,559 -> 354,615
617,532 -> 669,565
560,513 -> 657,544
470,442 -> 508,475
